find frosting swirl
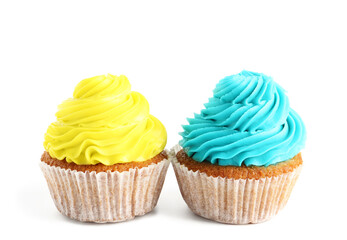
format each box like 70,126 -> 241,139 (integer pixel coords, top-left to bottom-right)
44,74 -> 167,165
180,70 -> 306,167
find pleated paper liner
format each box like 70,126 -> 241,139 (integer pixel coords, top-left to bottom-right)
40,156 -> 170,223
170,145 -> 302,224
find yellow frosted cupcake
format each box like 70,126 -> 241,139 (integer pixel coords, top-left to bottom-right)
40,74 -> 169,223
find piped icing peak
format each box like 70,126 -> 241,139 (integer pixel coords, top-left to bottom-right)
180,70 -> 306,167
44,74 -> 167,165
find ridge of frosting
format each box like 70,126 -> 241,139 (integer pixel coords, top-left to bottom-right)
44,74 -> 167,165
180,70 -> 306,167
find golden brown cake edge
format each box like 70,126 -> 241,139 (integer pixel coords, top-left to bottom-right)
41,151 -> 168,173
176,149 -> 302,180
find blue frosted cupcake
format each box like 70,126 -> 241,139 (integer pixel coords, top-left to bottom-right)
171,70 -> 306,224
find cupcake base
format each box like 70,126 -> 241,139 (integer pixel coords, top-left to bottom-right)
170,145 -> 302,224
40,152 -> 170,223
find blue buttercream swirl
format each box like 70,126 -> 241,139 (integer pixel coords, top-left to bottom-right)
180,70 -> 306,167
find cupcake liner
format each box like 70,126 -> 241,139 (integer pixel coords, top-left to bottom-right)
170,145 -> 302,224
40,156 -> 170,223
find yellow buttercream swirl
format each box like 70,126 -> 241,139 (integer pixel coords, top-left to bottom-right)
44,74 -> 167,165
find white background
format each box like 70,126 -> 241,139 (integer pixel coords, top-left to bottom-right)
1,0 -> 346,239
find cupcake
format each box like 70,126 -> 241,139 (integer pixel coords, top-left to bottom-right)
171,70 -> 306,224
40,74 -> 169,223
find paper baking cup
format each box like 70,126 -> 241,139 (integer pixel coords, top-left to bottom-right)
170,145 -> 302,224
40,157 -> 170,223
